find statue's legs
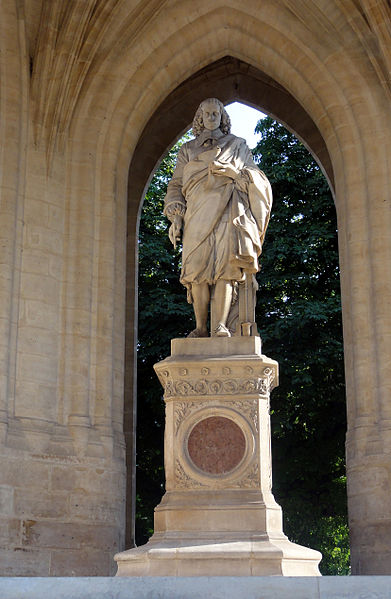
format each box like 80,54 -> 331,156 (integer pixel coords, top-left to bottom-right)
212,280 -> 233,335
188,280 -> 234,337
188,282 -> 209,337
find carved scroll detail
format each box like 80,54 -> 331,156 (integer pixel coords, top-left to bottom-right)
233,463 -> 260,489
225,400 -> 259,432
164,377 -> 272,398
174,401 -> 207,435
175,459 -> 204,488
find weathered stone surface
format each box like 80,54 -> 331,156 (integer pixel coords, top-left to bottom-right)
1,0 -> 391,576
1,576 -> 391,599
115,339 -> 321,576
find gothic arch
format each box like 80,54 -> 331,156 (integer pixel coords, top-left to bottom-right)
123,55 -> 338,547
2,0 -> 390,575
67,2 -> 391,572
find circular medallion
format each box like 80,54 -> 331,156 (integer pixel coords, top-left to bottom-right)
187,416 -> 246,475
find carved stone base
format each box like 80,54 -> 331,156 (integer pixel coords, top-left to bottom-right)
115,534 -> 321,576
115,338 -> 321,576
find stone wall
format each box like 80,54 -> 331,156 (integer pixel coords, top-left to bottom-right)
0,0 -> 391,575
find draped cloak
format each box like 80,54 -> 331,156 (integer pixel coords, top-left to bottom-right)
164,130 -> 272,295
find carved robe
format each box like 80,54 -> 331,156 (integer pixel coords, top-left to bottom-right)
164,128 -> 272,295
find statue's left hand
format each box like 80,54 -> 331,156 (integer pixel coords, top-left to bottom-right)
210,162 -> 240,180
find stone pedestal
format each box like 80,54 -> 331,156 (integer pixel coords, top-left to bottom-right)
115,338 -> 321,576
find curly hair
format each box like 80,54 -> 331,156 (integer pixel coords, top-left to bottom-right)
192,98 -> 231,137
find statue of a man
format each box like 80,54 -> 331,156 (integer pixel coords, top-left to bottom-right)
164,98 -> 272,338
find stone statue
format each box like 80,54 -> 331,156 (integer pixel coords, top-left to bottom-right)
164,98 -> 272,338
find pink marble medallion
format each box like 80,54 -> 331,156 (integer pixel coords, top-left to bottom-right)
187,416 -> 245,474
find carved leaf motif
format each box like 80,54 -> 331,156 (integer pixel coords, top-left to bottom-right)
258,379 -> 268,394
174,401 -> 207,434
174,402 -> 190,434
164,377 -> 272,397
209,380 -> 222,393
225,400 -> 259,432
175,380 -> 193,395
175,459 -> 204,488
240,379 -> 257,392
234,463 -> 260,488
223,380 -> 238,393
194,379 -> 208,394
263,367 -> 275,387
165,381 -> 174,397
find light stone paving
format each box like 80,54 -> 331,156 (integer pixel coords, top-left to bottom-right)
1,577 -> 391,599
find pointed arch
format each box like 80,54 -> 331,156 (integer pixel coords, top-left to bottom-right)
61,1 -> 391,572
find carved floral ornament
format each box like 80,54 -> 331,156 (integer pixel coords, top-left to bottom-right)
163,376 -> 271,398
174,458 -> 260,490
156,366 -> 276,398
174,399 -> 259,435
155,363 -> 277,396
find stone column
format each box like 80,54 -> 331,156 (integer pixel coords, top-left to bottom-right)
115,337 -> 321,576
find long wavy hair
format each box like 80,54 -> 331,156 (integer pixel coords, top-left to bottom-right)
192,98 -> 231,137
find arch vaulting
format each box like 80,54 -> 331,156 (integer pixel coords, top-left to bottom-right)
0,0 -> 391,575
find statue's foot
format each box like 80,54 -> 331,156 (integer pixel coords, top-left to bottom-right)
187,328 -> 209,338
213,323 -> 231,337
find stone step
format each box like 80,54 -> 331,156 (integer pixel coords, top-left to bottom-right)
0,576 -> 391,599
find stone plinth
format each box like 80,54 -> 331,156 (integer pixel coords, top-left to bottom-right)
115,338 -> 321,576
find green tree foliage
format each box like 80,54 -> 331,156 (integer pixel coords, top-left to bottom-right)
136,119 -> 349,574
253,118 -> 349,574
136,138 -> 193,543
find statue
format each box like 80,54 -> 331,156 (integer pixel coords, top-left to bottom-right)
116,102 -> 322,579
164,98 -> 272,338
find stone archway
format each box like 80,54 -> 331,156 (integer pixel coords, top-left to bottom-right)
124,55 -> 337,549
2,0 -> 391,576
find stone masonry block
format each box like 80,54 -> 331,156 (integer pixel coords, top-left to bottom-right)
24,225 -> 62,256
22,299 -> 58,330
0,486 -> 14,515
0,548 -> 51,576
21,520 -> 120,551
48,205 -> 64,233
22,252 -> 49,276
17,353 -> 58,385
51,466 -> 123,498
20,273 -> 58,305
48,256 -> 63,280
49,548 -> 112,576
23,199 -> 49,227
69,493 -> 123,525
14,490 -> 69,520
0,456 -> 50,489
17,326 -> 58,357
0,517 -> 20,545
15,380 -> 56,420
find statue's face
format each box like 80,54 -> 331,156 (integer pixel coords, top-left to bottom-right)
201,100 -> 222,131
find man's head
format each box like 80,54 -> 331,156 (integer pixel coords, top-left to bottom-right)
192,98 -> 231,137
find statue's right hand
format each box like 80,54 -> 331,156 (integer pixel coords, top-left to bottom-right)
169,216 -> 182,248
168,224 -> 177,246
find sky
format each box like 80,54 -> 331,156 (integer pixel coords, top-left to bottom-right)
225,102 -> 266,149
